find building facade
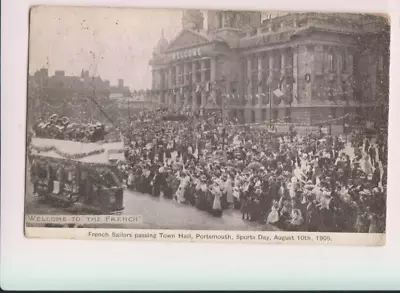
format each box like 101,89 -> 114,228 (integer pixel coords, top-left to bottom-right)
149,11 -> 390,125
28,69 -> 119,123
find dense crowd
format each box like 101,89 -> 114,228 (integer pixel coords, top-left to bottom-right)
118,108 -> 387,233
32,114 -> 108,142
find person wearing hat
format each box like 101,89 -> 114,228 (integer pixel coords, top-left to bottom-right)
210,179 -> 222,217
175,170 -> 189,203
195,175 -> 208,211
304,193 -> 319,232
266,199 -> 280,225
371,162 -> 381,187
151,166 -> 166,198
289,208 -> 304,231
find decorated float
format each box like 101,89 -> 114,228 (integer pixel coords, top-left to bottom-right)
29,136 -> 126,214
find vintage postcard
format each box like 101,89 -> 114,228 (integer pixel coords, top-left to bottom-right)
25,6 -> 389,246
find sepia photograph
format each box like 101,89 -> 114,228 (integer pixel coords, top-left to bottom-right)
25,6 -> 389,242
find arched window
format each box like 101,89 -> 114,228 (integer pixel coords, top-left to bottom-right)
218,13 -> 223,29
328,51 -> 335,71
342,55 -> 347,71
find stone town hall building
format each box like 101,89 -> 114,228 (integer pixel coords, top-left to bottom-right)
149,11 -> 389,125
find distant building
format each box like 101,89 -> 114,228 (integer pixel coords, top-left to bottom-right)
28,69 -> 114,122
110,79 -> 131,96
149,10 -> 390,126
29,69 -> 111,101
110,92 -> 157,114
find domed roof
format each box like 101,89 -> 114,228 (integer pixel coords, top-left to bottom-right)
154,29 -> 169,54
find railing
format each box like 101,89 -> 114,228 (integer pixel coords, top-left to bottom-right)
259,12 -> 386,35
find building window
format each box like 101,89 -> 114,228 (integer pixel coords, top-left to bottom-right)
273,108 -> 278,121
171,67 -> 176,86
232,109 -> 237,120
204,59 -> 211,81
241,59 -> 246,105
286,53 -> 293,70
328,52 -> 335,71
342,55 -> 347,71
262,109 -> 267,121
330,107 -> 336,119
276,53 -> 282,69
285,107 -> 292,123
251,55 -> 258,105
251,110 -> 256,123
196,92 -> 201,107
195,61 -> 201,82
179,64 -> 185,85
378,55 -> 384,71
262,53 -> 270,102
218,13 -> 223,29
163,71 -> 168,88
184,64 -> 192,84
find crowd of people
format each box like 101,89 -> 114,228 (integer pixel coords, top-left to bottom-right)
117,108 -> 387,233
32,114 -> 108,142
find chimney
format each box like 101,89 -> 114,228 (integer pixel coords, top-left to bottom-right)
118,79 -> 124,88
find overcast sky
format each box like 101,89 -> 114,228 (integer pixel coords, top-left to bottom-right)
29,6 -> 184,90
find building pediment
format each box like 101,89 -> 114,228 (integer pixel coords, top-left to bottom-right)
166,29 -> 212,51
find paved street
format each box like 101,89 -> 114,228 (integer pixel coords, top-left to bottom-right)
25,140 -> 383,231
25,180 -> 278,231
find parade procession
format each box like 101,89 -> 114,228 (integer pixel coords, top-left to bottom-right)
27,105 -> 387,233
25,10 -> 389,233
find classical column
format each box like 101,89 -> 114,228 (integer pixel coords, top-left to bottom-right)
268,54 -> 274,107
245,56 -> 252,123
257,54 -> 263,106
292,47 -> 298,105
192,61 -> 197,109
175,65 -> 181,108
159,70 -> 164,105
201,60 -> 206,106
280,51 -> 286,112
210,57 -> 217,106
246,56 -> 252,106
168,67 -> 173,106
183,62 -> 189,106
305,45 -> 313,104
347,50 -> 355,102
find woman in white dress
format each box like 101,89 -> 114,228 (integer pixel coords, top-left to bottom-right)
211,181 -> 222,217
361,154 -> 373,175
267,200 -> 280,225
225,174 -> 234,209
175,171 -> 189,203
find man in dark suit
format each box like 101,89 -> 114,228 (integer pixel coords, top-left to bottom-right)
372,163 -> 381,187
369,145 -> 376,166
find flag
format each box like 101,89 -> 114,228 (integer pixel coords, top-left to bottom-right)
206,82 -> 211,92
273,89 -> 284,97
